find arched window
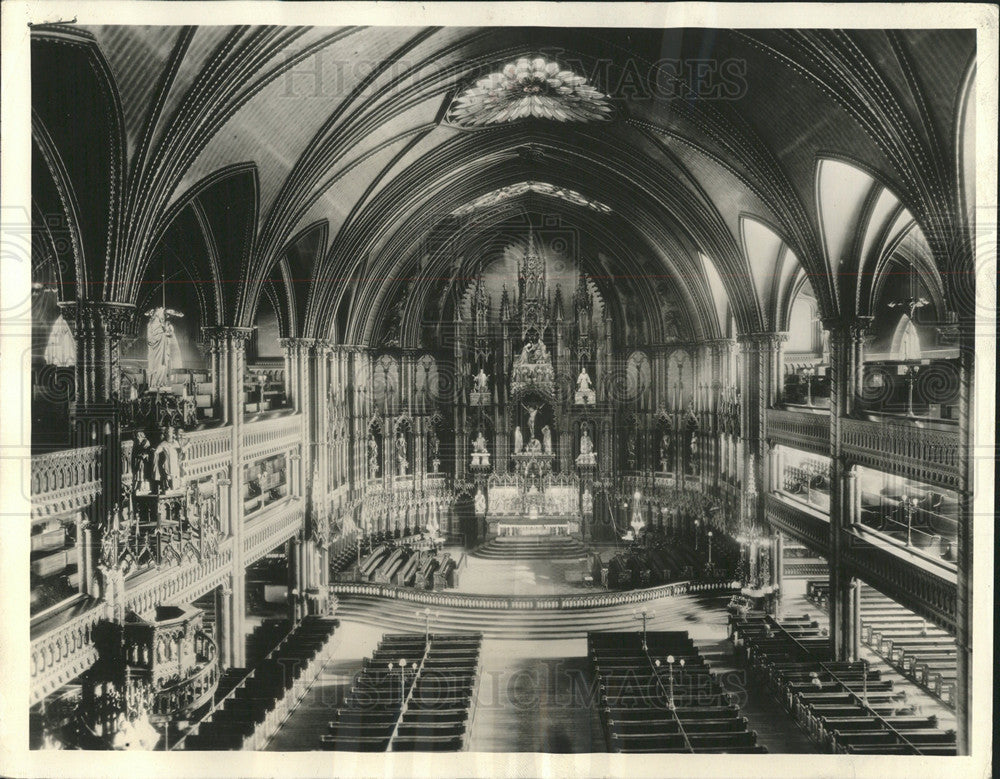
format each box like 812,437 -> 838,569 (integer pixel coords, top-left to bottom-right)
890,314 -> 922,361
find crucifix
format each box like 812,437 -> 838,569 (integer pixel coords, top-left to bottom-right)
520,402 -> 540,440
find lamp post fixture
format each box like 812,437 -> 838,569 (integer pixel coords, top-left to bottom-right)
694,518 -> 700,551
421,608 -> 437,643
389,658 -> 414,709
707,530 -> 713,566
659,654 -> 685,710
800,366 -> 817,407
632,609 -> 654,651
900,494 -> 918,546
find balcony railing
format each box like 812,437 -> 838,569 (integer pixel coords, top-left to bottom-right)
241,414 -> 302,463
29,602 -> 102,705
764,493 -> 831,556
841,417 -> 960,490
31,446 -> 103,520
181,427 -> 233,481
766,408 -> 830,456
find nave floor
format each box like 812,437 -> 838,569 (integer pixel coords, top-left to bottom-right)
465,640 -> 607,753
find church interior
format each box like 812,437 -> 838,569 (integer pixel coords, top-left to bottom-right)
24,22 -> 982,758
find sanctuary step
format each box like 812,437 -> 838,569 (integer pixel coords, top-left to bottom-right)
332,591 -> 734,640
473,535 -> 588,560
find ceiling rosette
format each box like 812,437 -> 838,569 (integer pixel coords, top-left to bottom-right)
446,56 -> 614,127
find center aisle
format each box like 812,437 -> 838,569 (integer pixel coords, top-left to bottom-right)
465,639 -> 607,753
263,622 -> 384,751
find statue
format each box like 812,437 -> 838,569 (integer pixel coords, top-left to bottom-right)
146,306 -> 184,390
473,368 -> 489,393
474,489 -> 487,515
367,435 -> 379,476
541,425 -> 552,454
575,365 -> 596,405
660,432 -> 672,471
514,426 -> 523,453
44,315 -> 76,367
153,426 -> 187,493
582,487 -> 593,515
471,430 -> 490,467
576,426 -> 596,467
395,431 -> 408,475
131,431 -> 154,493
428,430 -> 440,473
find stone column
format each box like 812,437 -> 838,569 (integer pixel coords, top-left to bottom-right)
847,318 -> 874,414
773,532 -> 784,618
79,519 -> 95,596
954,316 -> 973,754
851,579 -> 862,662
824,320 -> 854,661
62,302 -> 133,527
286,536 -> 299,623
737,333 -> 784,527
216,582 -> 233,669
60,300 -> 134,406
212,327 -> 253,665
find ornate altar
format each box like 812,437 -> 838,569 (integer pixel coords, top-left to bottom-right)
484,471 -> 581,538
453,232 -> 613,542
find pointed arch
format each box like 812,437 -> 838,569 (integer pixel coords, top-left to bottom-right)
889,313 -> 923,361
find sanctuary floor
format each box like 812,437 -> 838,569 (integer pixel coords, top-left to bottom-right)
447,543 -> 618,596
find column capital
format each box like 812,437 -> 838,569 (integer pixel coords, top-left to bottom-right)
59,300 -> 136,337
736,331 -> 787,347
279,336 -> 314,348
849,316 -> 875,342
202,326 -> 254,345
313,339 -> 338,356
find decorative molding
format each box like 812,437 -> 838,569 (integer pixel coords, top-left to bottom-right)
124,539 -> 234,618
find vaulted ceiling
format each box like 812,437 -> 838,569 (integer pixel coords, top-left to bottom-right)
30,25 -> 977,345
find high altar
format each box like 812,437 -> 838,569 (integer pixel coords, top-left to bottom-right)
459,234 -> 606,539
